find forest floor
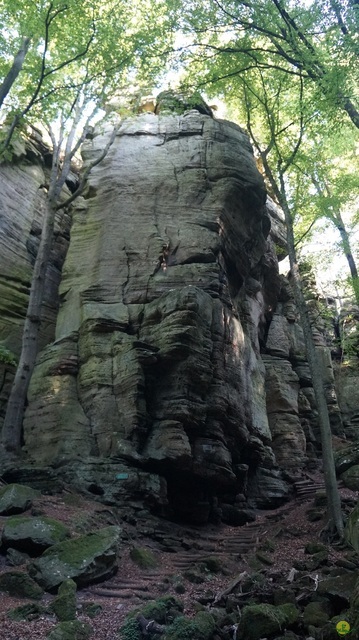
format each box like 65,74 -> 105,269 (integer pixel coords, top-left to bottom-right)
0,477 -> 357,640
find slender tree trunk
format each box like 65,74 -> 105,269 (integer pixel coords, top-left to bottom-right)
0,37 -> 31,110
333,212 -> 359,305
278,183 -> 344,537
1,195 -> 57,453
260,155 -> 344,537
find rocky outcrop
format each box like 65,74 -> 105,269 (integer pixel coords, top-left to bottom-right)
2,111 -> 342,519
21,112 -> 293,517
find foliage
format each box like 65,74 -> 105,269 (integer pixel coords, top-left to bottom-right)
177,0 -> 359,128
119,617 -> 142,640
163,612 -> 215,640
0,0 -> 179,154
0,345 -> 17,367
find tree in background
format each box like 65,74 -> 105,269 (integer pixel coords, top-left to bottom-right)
177,0 -> 359,128
237,72 -> 344,537
0,0 -> 177,153
177,27 -> 350,534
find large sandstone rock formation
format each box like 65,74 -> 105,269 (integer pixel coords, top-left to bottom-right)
20,112 -> 302,518
4,111 -> 342,519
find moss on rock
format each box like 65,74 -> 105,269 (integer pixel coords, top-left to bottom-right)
7,603 -> 45,621
47,620 -> 93,640
139,595 -> 183,624
2,515 -> 70,554
0,483 -> 39,515
0,570 -> 43,599
29,525 -> 120,591
130,546 -> 158,569
51,579 -> 77,621
164,611 -> 215,640
239,603 -> 299,640
303,601 -> 330,628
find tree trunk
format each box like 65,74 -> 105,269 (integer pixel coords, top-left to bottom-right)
259,154 -> 344,537
0,37 -> 31,110
1,196 -> 57,453
333,212 -> 359,305
279,186 -> 344,537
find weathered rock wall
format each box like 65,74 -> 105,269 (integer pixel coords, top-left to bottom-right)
2,113 -> 346,520
22,112 -> 296,517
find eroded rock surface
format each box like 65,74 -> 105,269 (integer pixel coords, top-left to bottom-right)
20,112 -> 313,518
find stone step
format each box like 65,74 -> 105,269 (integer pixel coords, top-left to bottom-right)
104,582 -> 150,591
88,588 -> 148,600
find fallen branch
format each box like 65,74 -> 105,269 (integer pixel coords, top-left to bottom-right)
213,571 -> 249,604
137,615 -> 165,636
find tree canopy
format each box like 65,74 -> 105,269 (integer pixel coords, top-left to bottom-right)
0,0 -> 178,152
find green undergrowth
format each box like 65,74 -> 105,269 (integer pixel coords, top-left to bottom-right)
0,344 -> 17,366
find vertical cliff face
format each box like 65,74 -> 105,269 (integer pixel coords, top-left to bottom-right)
20,113 -> 284,515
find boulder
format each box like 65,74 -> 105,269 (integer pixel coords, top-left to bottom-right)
29,525 -> 120,591
317,571 -> 358,605
47,621 -> 93,640
302,601 -> 330,628
51,579 -> 77,622
341,465 -> 359,491
221,504 -> 256,526
2,515 -> 70,554
239,603 -> 299,640
130,547 -> 158,569
164,611 -> 215,640
6,547 -> 30,566
0,483 -> 39,515
7,603 -> 45,621
0,570 -> 43,599
336,442 -> 359,475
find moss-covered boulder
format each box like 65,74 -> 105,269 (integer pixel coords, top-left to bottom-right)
7,602 -> 45,621
29,526 -> 120,591
2,515 -> 70,555
47,620 -> 93,640
0,483 -> 39,515
51,579 -> 77,622
130,546 -> 158,569
349,575 -> 359,637
239,603 -> 299,640
0,570 -> 43,599
341,466 -> 359,491
303,601 -> 330,628
164,611 -> 215,640
139,596 -> 183,624
82,602 -> 102,618
305,542 -> 327,555
199,556 -> 224,573
318,572 -> 358,605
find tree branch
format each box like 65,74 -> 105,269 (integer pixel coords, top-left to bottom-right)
0,37 -> 31,110
56,124 -> 118,211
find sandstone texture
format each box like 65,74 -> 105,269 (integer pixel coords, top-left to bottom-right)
17,112 -> 322,516
20,113 -> 281,514
0,111 -> 343,520
29,525 -> 120,591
